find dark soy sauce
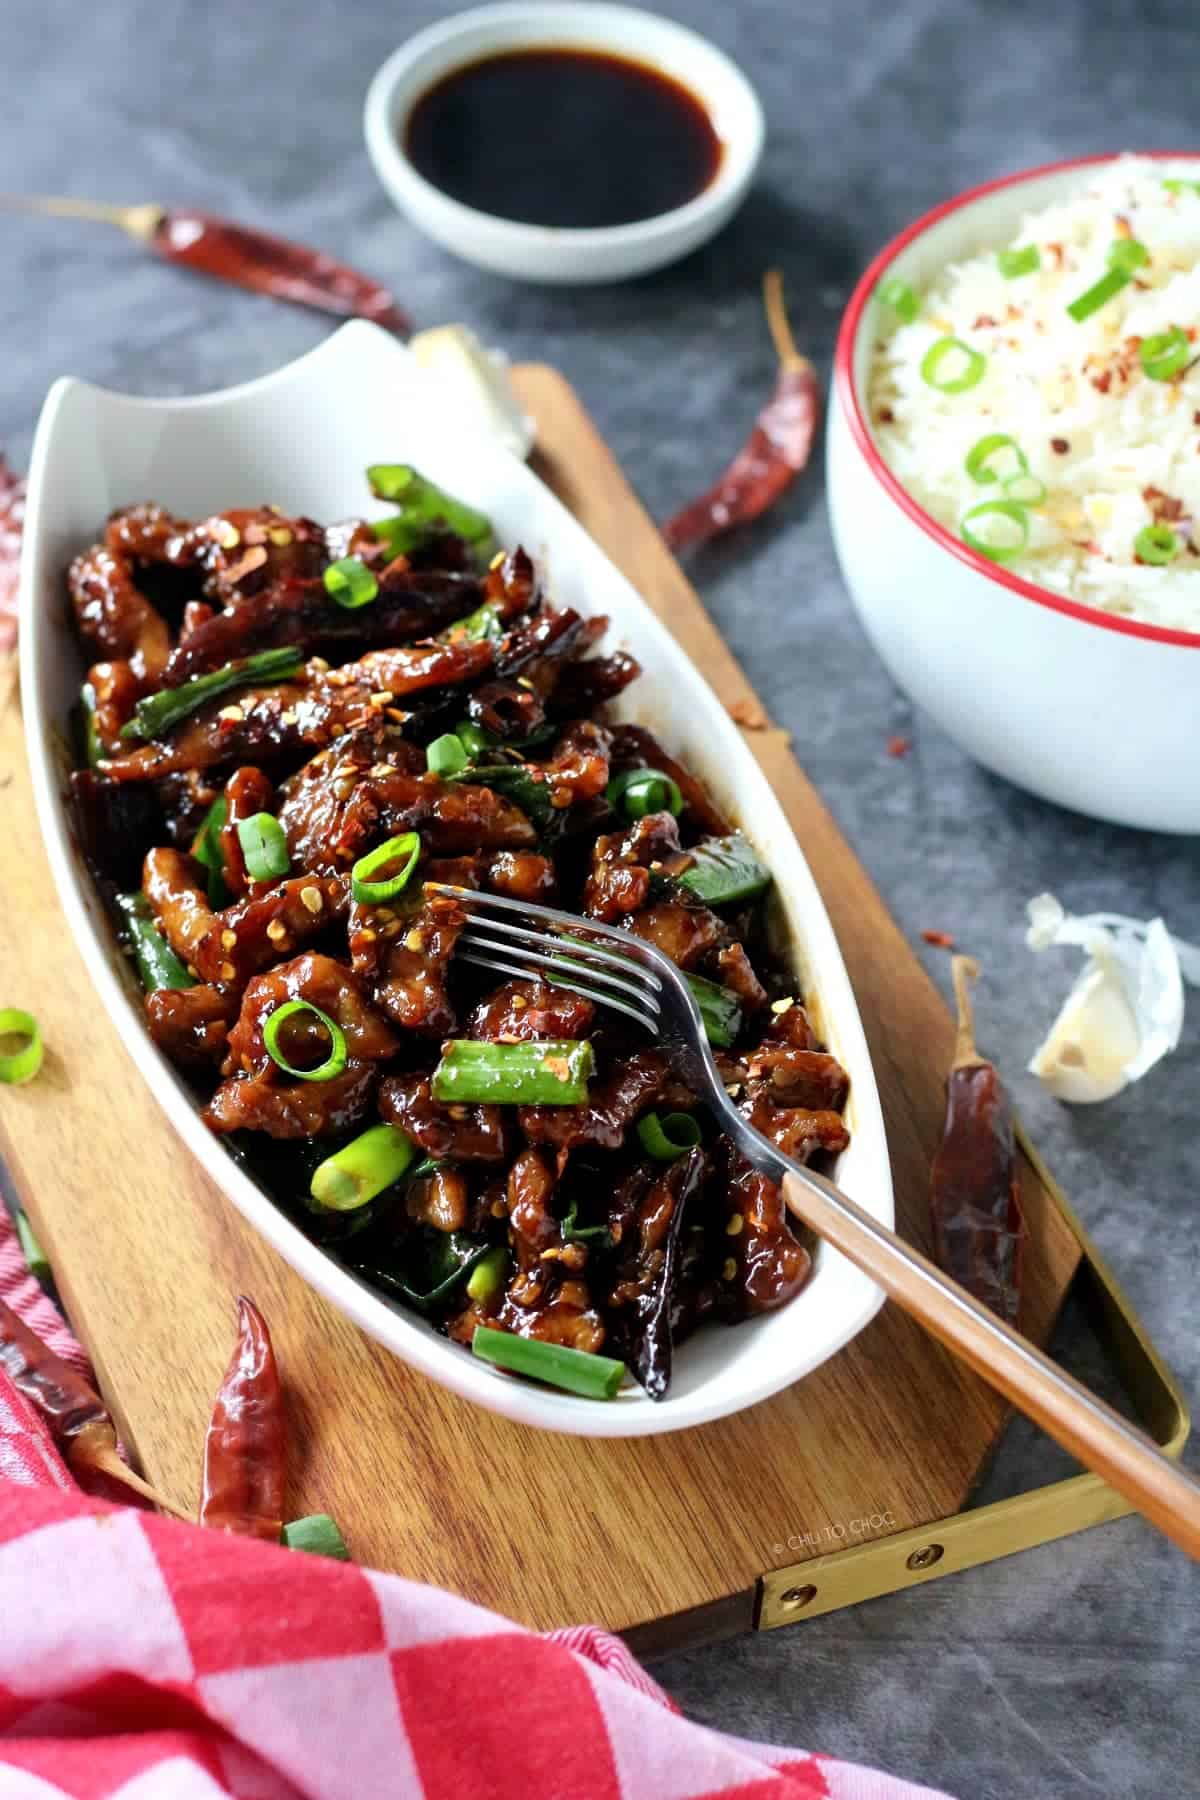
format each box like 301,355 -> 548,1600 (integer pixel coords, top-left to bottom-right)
403,47 -> 724,230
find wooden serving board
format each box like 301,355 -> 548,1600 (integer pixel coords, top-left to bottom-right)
0,367 -> 1081,1646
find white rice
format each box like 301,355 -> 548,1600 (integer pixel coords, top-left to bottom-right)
868,155 -> 1200,632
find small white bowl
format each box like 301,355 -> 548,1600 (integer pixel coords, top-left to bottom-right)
20,322 -> 891,1437
364,2 -> 764,284
829,152 -> 1200,835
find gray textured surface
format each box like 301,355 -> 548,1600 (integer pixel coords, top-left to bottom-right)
3,2 -> 1198,1795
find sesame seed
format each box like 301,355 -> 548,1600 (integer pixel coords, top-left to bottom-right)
186,963 -> 199,979
220,960 -> 236,981
370,690 -> 394,706
405,928 -> 425,951
770,996 -> 795,1015
309,656 -> 330,672
724,1082 -> 742,1099
490,1198 -> 507,1217
218,704 -> 244,723
220,929 -> 237,949
300,886 -> 323,914
511,994 -> 528,1010
725,1212 -> 744,1236
516,675 -> 534,690
721,1257 -> 738,1281
357,927 -> 378,943
370,762 -> 393,778
489,550 -> 505,570
267,526 -> 293,547
383,920 -> 402,937
266,920 -> 288,945
280,709 -> 299,726
213,520 -> 240,549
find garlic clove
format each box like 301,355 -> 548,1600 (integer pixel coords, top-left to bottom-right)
1027,957 -> 1141,1103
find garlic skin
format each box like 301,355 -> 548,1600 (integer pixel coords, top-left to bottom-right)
1025,893 -> 1200,1103
407,325 -> 535,460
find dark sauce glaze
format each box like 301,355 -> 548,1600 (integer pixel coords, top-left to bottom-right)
403,47 -> 723,230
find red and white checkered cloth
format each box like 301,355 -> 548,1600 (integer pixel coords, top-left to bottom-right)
0,1216 -> 952,1800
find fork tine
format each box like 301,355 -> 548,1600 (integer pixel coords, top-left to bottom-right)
457,949 -> 661,1035
429,882 -> 663,991
455,910 -> 662,996
458,926 -> 661,1015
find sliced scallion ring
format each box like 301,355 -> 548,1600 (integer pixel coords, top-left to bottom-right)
1002,470 -> 1047,506
919,336 -> 986,394
1134,523 -> 1180,566
997,244 -> 1040,279
323,557 -> 379,610
605,766 -> 684,821
1108,238 -> 1149,275
426,733 -> 470,777
1163,177 -> 1200,198
262,999 -> 348,1083
964,433 -> 1028,485
0,1009 -> 44,1086
350,832 -> 421,906
236,812 -> 290,882
960,499 -> 1030,563
1139,326 -> 1191,382
878,276 -> 920,323
636,1110 -> 703,1162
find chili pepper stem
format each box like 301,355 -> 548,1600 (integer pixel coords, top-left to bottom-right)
0,193 -> 165,243
763,269 -> 812,375
950,953 -> 985,1070
67,1421 -> 192,1520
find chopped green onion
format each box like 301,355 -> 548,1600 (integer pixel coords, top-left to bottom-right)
431,1038 -> 595,1106
964,434 -> 1028,485
310,1122 -> 416,1212
447,760 -> 555,828
472,1324 -> 625,1401
684,973 -> 742,1049
465,1247 -> 509,1303
0,1009 -> 43,1086
349,832 -> 421,906
636,1110 -> 702,1162
191,795 -> 230,908
455,719 -> 491,758
114,893 -> 195,993
675,833 -> 771,906
606,766 -> 684,821
323,557 -> 378,610
280,1515 -> 350,1560
120,647 -> 304,743
262,999 -> 348,1083
559,1195 -> 613,1246
15,1209 -> 50,1284
440,599 -> 504,644
960,499 -> 1030,563
367,463 -> 493,552
1002,471 -> 1047,506
1139,326 -> 1191,382
1134,523 -> 1180,566
427,733 -> 470,777
997,244 -> 1040,279
919,337 -> 987,394
236,812 -> 290,883
1163,177 -> 1200,198
1108,238 -> 1149,275
78,682 -> 104,769
1065,268 -> 1129,323
878,276 -> 920,323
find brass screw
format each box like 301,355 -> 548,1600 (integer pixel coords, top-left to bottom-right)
779,1584 -> 818,1611
906,1544 -> 945,1571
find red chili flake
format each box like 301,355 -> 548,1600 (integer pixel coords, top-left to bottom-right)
1143,485 -> 1185,523
1193,411 -> 1200,426
886,735 -> 913,758
877,405 -> 895,424
0,456 -> 26,655
728,696 -> 768,730
972,314 -> 998,329
921,929 -> 956,949
1091,370 -> 1113,394
1046,242 -> 1065,269
1051,437 -> 1070,454
663,270 -> 819,551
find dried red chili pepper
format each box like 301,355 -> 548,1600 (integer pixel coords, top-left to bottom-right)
3,196 -> 410,335
663,269 -> 820,551
0,1296 -> 187,1515
0,455 -> 25,655
200,1295 -> 286,1540
929,957 -> 1024,1327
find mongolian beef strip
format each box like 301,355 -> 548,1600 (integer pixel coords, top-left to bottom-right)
65,466 -> 851,1401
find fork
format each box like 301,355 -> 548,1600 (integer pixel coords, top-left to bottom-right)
429,881 -> 1200,1560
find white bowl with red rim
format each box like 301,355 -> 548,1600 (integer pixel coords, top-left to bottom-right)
829,151 -> 1200,835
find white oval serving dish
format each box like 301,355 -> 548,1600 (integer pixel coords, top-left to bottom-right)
830,151 -> 1200,835
364,2 -> 764,285
20,321 -> 891,1436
